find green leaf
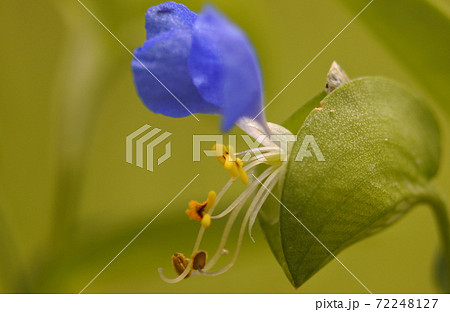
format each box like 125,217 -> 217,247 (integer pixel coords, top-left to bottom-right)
258,181 -> 294,285
258,91 -> 326,284
261,77 -> 444,288
338,0 -> 450,115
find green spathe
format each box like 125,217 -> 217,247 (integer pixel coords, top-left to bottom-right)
259,77 -> 446,289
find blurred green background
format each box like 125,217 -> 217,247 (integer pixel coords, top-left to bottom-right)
1,0 -> 449,293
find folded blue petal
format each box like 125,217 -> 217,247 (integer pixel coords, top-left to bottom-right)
189,6 -> 264,131
144,1 -> 195,40
132,2 -> 264,130
132,2 -> 219,117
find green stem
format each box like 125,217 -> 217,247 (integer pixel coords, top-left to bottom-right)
426,191 -> 450,292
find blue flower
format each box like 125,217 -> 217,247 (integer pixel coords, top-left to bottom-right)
131,1 -> 265,131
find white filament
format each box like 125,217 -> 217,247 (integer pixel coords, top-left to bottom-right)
247,167 -> 282,241
211,167 -> 275,219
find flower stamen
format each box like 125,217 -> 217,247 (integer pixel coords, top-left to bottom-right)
172,252 -> 192,279
170,251 -> 208,279
213,144 -> 249,184
192,251 -> 207,271
203,166 -> 277,271
160,121 -> 293,283
186,191 -> 216,228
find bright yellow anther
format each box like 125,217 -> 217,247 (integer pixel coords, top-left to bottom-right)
201,213 -> 211,228
213,144 -> 228,164
212,144 -> 248,184
223,157 -> 236,171
186,191 -> 216,227
223,157 -> 232,168
205,191 -> 216,210
214,147 -> 247,184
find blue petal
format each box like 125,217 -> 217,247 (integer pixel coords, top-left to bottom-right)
188,6 -> 264,131
144,1 -> 196,40
132,2 -> 221,117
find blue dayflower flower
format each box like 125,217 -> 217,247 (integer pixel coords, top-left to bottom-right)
131,1 -> 303,284
131,1 -> 265,131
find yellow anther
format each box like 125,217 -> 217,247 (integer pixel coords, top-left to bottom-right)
186,191 -> 216,227
212,144 -> 248,184
223,157 -> 232,169
213,144 -> 228,164
201,213 -> 211,228
172,252 -> 192,278
205,191 -> 216,210
224,158 -> 238,176
186,201 -> 203,221
229,165 -> 240,179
